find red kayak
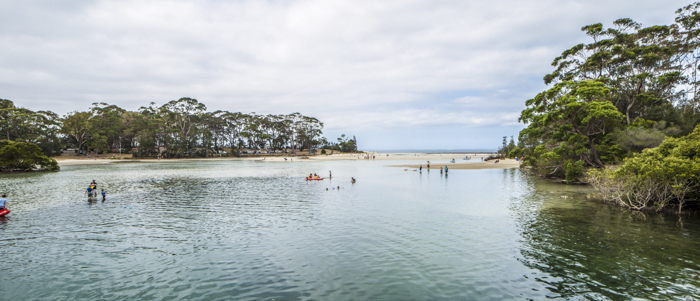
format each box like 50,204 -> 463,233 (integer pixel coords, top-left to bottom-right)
0,209 -> 9,216
306,177 -> 324,181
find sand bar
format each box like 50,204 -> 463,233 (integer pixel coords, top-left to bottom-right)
387,158 -> 521,170
55,152 -> 518,170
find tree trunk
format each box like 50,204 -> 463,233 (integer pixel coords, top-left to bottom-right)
588,137 -> 604,168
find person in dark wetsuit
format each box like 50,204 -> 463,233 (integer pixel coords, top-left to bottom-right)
90,180 -> 97,192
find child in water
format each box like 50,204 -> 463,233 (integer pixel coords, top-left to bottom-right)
101,189 -> 106,201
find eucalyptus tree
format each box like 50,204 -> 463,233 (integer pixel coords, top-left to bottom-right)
133,102 -> 167,157
160,97 -> 206,157
547,19 -> 686,125
61,111 -> 93,152
3,96 -> 334,159
88,102 -> 126,153
199,111 -> 228,157
675,3 -> 700,129
518,3 -> 700,181
219,111 -> 248,153
520,80 -> 624,174
296,115 -> 323,150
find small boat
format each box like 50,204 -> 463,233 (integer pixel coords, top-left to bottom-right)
0,209 -> 9,216
306,177 -> 324,181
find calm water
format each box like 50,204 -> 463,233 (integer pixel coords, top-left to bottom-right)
1,159 -> 699,300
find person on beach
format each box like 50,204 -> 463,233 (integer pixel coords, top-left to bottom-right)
101,189 -> 106,201
427,161 -> 430,168
0,195 -> 8,211
419,165 -> 422,172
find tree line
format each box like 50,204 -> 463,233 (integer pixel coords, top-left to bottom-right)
1,97 -> 357,160
506,2 -> 700,212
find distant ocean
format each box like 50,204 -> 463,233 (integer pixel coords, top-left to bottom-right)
363,149 -> 497,154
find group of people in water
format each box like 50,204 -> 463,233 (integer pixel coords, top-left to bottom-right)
86,180 -> 106,200
307,170 -> 357,184
419,162 -> 449,174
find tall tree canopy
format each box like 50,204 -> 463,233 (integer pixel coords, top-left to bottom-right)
517,3 -> 700,181
1,97 -> 350,159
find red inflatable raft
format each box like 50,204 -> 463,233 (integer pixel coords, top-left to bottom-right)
0,209 -> 9,216
306,177 -> 324,181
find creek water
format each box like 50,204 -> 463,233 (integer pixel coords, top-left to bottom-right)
0,159 -> 699,300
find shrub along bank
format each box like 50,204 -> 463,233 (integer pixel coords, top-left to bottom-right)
587,124 -> 700,213
0,140 -> 59,172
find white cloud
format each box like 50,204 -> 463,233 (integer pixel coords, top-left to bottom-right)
0,0 -> 690,148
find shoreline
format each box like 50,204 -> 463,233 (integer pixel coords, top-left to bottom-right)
387,158 -> 521,170
54,152 -> 517,170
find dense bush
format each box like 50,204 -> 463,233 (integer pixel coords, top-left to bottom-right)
0,140 -> 59,172
588,124 -> 700,213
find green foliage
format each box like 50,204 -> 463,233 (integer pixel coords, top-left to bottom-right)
0,140 -> 59,172
322,134 -> 358,153
518,3 -> 700,183
1,96 -> 335,160
498,136 -> 517,157
0,99 -> 61,156
519,79 -> 624,175
611,120 -> 680,153
565,160 -> 584,184
588,123 -> 700,213
54,97 -> 331,158
507,146 -> 523,158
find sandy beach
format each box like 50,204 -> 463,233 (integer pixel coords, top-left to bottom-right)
386,158 -> 521,170
55,152 -> 520,170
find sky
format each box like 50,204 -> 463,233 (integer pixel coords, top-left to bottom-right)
0,0 -> 692,151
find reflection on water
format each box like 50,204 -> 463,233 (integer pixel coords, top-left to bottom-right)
0,161 -> 698,300
513,178 -> 700,300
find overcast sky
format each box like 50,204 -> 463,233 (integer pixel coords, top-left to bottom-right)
0,0 -> 691,150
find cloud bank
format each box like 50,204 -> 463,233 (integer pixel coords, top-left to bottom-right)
0,0 -> 689,149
